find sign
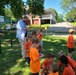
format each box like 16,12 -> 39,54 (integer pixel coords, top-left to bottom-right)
0,16 -> 4,23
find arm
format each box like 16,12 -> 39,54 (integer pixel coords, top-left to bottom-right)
31,51 -> 44,64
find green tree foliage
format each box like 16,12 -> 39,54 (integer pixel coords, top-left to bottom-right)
26,0 -> 44,15
10,0 -> 25,19
4,8 -> 16,20
60,0 -> 76,11
60,0 -> 76,21
65,8 -> 76,21
0,0 -> 26,20
52,9 -> 58,20
57,14 -> 64,22
0,0 -> 5,15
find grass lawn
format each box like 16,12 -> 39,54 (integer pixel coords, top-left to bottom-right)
71,22 -> 76,26
27,24 -> 50,30
0,34 -> 76,75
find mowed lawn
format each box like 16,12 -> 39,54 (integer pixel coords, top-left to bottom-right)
0,34 -> 76,75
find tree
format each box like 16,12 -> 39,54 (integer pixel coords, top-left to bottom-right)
65,8 -> 76,21
60,0 -> 76,11
0,0 -> 5,15
57,14 -> 64,22
26,0 -> 44,15
10,0 -> 25,19
60,0 -> 76,21
4,8 -> 16,20
0,0 -> 26,20
51,9 -> 58,21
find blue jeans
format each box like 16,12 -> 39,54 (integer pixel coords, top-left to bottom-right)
40,40 -> 43,46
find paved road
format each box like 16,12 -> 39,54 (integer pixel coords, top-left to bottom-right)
46,22 -> 76,37
48,22 -> 76,32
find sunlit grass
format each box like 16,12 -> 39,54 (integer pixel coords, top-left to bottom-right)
71,22 -> 76,26
0,35 -> 76,75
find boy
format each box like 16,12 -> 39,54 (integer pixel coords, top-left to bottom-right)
24,34 -> 32,64
30,38 -> 44,75
58,51 -> 76,74
59,55 -> 75,75
37,28 -> 43,46
47,63 -> 59,75
67,29 -> 75,57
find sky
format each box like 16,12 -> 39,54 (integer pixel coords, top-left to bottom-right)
23,0 -> 63,14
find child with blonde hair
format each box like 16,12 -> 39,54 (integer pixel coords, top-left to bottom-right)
30,38 -> 44,75
67,28 -> 75,57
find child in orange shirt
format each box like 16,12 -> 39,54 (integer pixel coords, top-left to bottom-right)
37,28 -> 43,46
30,38 -> 44,75
24,34 -> 32,64
59,55 -> 75,75
41,53 -> 55,75
47,63 -> 59,75
67,29 -> 75,57
42,53 -> 55,69
32,30 -> 37,38
58,51 -> 76,74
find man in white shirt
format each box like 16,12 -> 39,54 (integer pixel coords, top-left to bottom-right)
16,15 -> 28,59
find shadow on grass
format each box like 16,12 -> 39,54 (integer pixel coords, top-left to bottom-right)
0,38 -> 27,75
43,36 -> 76,62
0,35 -> 76,75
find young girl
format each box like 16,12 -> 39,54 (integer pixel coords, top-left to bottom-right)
30,38 -> 44,75
37,28 -> 43,46
47,63 -> 59,75
41,63 -> 59,75
32,30 -> 37,38
24,34 -> 32,64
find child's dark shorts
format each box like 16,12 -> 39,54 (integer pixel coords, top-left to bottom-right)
68,48 -> 74,53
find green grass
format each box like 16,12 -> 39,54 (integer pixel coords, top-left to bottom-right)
28,24 -> 50,30
0,35 -> 76,75
71,22 -> 76,26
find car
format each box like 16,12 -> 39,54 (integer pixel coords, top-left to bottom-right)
68,18 -> 74,22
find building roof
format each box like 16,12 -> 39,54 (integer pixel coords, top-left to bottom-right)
44,9 -> 56,16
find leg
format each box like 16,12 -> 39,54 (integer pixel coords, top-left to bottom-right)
40,40 -> 43,46
18,39 -> 26,58
26,57 -> 30,64
24,37 -> 26,44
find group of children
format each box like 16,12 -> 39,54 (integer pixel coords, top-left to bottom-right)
24,29 -> 44,75
23,28 -> 76,75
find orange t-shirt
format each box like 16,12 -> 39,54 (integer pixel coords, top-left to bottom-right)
67,35 -> 74,48
58,56 -> 76,69
30,47 -> 40,73
47,72 -> 59,75
62,65 -> 75,75
24,41 -> 32,57
37,33 -> 42,40
42,58 -> 54,69
67,56 -> 76,69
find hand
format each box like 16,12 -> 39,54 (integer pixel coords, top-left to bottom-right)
39,53 -> 44,58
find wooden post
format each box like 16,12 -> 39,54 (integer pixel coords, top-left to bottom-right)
45,27 -> 47,36
0,35 -> 2,54
10,29 -> 13,47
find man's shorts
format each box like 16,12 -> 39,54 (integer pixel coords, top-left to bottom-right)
68,48 -> 74,53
